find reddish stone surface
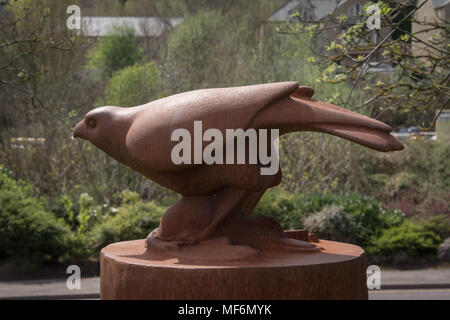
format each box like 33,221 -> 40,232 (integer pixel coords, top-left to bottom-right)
309,233 -> 320,243
284,229 -> 310,241
100,238 -> 368,300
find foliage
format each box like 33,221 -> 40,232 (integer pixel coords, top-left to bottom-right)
44,194 -> 76,229
255,190 -> 444,261
77,193 -> 105,234
165,9 -> 256,91
86,25 -> 144,78
302,205 -> 362,243
283,0 -> 450,127
0,168 -> 72,263
254,191 -> 405,244
422,214 -> 450,240
103,62 -> 163,107
90,196 -> 165,249
0,0 -> 103,201
360,140 -> 450,216
0,165 -> 446,266
366,220 -> 442,258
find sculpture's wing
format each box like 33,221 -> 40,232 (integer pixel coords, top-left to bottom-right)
125,82 -> 299,172
164,81 -> 300,131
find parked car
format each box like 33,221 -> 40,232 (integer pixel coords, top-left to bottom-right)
408,126 -> 420,134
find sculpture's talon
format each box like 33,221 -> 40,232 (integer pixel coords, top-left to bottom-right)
146,229 -> 200,252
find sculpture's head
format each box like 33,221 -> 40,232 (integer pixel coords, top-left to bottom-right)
73,106 -> 132,162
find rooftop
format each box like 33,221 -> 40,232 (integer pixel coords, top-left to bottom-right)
81,16 -> 183,37
267,0 -> 347,22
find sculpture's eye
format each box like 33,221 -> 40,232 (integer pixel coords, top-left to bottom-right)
87,118 -> 96,129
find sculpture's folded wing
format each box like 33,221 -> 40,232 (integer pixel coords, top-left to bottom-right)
125,82 -> 299,172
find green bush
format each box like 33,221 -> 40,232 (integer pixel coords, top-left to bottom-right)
104,62 -> 163,107
166,10 -> 228,89
45,194 -> 76,229
166,9 -> 255,90
0,168 -> 72,263
364,140 -> 450,215
76,192 -> 109,234
302,205 -> 362,243
254,190 -> 443,260
90,199 -> 166,249
0,160 -> 444,266
86,25 -> 144,78
366,220 -> 442,258
422,215 -> 450,239
253,191 -> 404,244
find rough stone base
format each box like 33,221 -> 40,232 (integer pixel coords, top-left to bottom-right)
100,237 -> 368,300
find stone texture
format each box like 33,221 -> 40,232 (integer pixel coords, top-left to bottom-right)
100,238 -> 368,300
438,238 -> 450,262
309,233 -> 320,243
284,229 -> 310,241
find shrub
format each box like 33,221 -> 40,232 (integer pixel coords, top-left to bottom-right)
86,25 -> 144,78
104,62 -> 163,107
366,220 -> 442,258
91,200 -> 165,249
0,168 -> 72,263
166,9 -> 255,90
369,140 -> 450,215
45,194 -> 76,229
253,191 -> 404,244
77,193 -> 107,234
301,193 -> 403,243
117,189 -> 141,205
422,215 -> 450,239
302,205 -> 362,243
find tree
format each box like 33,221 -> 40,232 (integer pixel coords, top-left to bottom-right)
164,9 -> 256,92
0,0 -> 97,196
279,0 -> 449,129
103,62 -> 163,107
86,25 -> 144,79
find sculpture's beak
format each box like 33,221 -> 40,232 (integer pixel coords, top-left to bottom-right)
72,119 -> 87,140
291,94 -> 404,152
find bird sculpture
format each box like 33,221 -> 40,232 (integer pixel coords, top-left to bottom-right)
73,82 -> 404,258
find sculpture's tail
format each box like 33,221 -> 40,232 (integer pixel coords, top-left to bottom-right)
254,86 -> 404,152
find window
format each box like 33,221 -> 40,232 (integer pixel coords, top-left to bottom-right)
349,4 -> 363,17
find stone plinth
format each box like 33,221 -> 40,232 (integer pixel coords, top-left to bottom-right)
100,238 -> 368,300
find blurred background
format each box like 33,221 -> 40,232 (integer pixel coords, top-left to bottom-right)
0,0 -> 449,288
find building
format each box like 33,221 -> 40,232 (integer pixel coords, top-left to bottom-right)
412,0 -> 450,57
266,0 -> 391,72
266,0 -> 449,72
267,0 -> 344,23
80,16 -> 183,37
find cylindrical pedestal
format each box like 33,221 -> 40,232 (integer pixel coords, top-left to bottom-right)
100,239 -> 368,300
